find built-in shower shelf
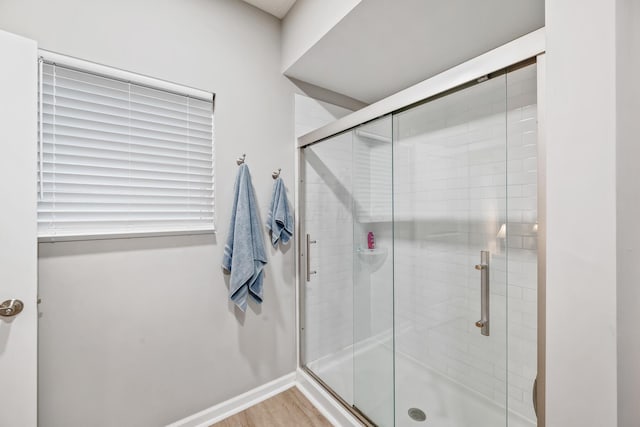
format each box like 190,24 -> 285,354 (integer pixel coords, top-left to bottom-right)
356,247 -> 388,256
356,247 -> 388,271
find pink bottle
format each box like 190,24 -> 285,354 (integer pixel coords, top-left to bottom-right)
367,232 -> 375,250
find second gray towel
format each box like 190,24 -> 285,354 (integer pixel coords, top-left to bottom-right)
266,176 -> 293,247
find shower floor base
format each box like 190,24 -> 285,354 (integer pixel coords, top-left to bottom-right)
308,341 -> 536,427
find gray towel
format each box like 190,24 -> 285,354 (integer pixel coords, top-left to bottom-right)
266,177 -> 293,247
222,164 -> 267,312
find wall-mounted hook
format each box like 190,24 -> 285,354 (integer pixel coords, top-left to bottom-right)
236,153 -> 246,165
272,168 -> 281,179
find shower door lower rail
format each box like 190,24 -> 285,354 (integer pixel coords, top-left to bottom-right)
302,366 -> 377,427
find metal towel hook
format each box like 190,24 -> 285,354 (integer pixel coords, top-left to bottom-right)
236,153 -> 246,165
272,168 -> 281,179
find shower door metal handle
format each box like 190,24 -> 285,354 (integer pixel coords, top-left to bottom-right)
474,250 -> 490,336
306,234 -> 317,282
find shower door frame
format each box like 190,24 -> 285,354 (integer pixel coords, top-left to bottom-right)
296,28 -> 547,427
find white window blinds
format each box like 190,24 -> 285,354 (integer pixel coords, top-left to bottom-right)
38,60 -> 215,239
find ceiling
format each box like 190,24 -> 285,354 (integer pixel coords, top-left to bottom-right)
240,0 -> 297,19
284,0 -> 545,104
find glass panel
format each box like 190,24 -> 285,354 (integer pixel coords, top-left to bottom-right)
302,131 -> 355,405
393,74 -> 508,427
353,116 -> 394,426
506,63 -> 538,427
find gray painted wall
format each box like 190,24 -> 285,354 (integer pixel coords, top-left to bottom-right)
617,1 -> 640,426
0,0 -> 297,425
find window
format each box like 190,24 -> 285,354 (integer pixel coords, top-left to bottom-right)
38,55 -> 215,240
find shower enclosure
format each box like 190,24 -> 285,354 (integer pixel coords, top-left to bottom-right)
299,37 -> 543,427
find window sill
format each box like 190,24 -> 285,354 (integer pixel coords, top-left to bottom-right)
38,228 -> 216,243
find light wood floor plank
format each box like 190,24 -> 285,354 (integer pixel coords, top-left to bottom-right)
211,387 -> 332,427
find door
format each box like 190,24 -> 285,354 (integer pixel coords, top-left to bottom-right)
301,116 -> 395,426
300,131 -> 355,405
0,30 -> 38,427
392,73 -> 509,426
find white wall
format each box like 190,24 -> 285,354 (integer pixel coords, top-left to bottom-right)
616,1 -> 640,426
281,0 -> 361,72
545,1 -> 618,426
295,93 -> 354,137
0,0 -> 297,425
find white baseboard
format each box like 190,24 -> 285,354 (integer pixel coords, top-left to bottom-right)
295,369 -> 361,427
166,372 -> 296,427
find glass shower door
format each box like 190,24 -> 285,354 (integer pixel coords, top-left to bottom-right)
301,131 -> 355,406
392,74 -> 509,426
301,117 -> 395,426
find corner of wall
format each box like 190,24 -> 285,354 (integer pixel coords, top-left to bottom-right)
289,77 -> 367,112
281,0 -> 361,73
